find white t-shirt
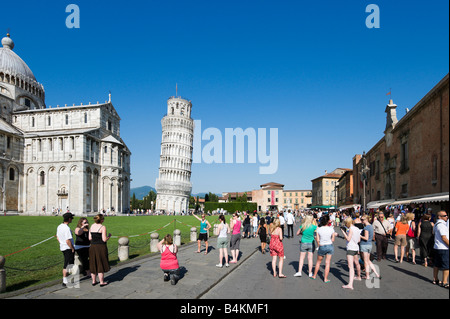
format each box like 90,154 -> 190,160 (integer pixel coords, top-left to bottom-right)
56,223 -> 74,251
346,226 -> 361,251
286,213 -> 295,225
252,216 -> 259,227
317,226 -> 336,246
434,220 -> 449,250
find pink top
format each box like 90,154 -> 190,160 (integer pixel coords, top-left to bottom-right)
232,220 -> 241,235
160,245 -> 179,270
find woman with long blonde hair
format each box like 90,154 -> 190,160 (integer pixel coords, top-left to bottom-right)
294,214 -> 317,278
269,218 -> 285,278
405,212 -> 417,264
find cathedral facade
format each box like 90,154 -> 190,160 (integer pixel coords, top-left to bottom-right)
0,34 -> 131,215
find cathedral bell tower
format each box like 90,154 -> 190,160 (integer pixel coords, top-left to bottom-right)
155,95 -> 194,214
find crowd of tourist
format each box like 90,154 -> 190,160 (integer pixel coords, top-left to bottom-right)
55,206 -> 448,290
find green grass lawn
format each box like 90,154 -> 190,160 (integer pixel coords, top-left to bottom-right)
0,214 -> 223,293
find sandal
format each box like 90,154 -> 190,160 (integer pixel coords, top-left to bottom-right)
442,283 -> 449,289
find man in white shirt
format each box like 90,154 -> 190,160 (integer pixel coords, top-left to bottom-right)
433,211 -> 449,288
56,212 -> 75,287
286,210 -> 295,238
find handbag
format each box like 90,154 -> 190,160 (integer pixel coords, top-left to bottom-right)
407,222 -> 415,238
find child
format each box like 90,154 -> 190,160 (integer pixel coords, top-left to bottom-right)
157,234 -> 180,285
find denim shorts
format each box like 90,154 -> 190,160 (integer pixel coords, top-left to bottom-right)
318,244 -> 334,256
360,244 -> 372,253
300,242 -> 315,252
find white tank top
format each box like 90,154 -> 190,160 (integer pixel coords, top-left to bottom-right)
219,222 -> 228,238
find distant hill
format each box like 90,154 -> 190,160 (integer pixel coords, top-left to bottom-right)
130,186 -> 220,200
130,186 -> 156,200
191,192 -> 222,198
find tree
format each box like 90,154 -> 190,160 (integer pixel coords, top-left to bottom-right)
148,190 -> 157,210
131,193 -> 137,210
208,192 -> 219,202
189,196 -> 196,209
236,192 -> 248,202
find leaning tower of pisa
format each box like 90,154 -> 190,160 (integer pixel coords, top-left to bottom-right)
155,96 -> 194,214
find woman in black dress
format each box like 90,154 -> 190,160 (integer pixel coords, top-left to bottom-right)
257,218 -> 268,253
89,214 -> 111,286
417,213 -> 434,267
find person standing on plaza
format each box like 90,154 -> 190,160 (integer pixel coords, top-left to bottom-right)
242,212 -> 251,239
432,211 -> 449,288
353,212 -> 364,232
74,217 -> 91,277
229,212 -> 242,263
341,217 -> 362,289
265,212 -> 272,228
252,212 -> 259,238
56,212 -> 75,287
405,212 -> 418,264
193,213 -> 211,254
311,214 -> 336,283
360,215 -> 381,280
257,217 -> 269,253
294,214 -> 317,277
216,214 -> 230,268
335,211 -> 341,227
88,214 -> 111,287
278,212 -> 286,239
394,213 -> 409,263
286,210 -> 295,239
269,218 -> 285,278
417,213 -> 434,267
373,211 -> 392,261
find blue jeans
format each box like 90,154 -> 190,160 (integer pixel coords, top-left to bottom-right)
318,244 -> 334,256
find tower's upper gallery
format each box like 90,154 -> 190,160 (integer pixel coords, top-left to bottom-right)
167,96 -> 192,119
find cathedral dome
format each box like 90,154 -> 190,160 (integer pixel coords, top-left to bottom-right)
0,34 -> 36,81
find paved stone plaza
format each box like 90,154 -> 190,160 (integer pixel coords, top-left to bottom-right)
3,228 -> 448,300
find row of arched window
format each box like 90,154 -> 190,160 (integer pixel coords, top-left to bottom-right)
0,71 -> 44,99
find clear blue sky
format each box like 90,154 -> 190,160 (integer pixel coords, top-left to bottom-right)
3,0 -> 449,194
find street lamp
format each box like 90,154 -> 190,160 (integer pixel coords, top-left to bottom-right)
360,151 -> 370,213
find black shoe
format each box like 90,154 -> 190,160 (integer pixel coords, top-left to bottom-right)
164,273 -> 170,282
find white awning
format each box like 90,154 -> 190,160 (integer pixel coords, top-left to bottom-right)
391,199 -> 415,205
366,200 -> 395,209
411,194 -> 449,204
339,204 -> 358,210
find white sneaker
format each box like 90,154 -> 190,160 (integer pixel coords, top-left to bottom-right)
225,263 -> 229,267
216,264 -> 223,268
309,272 -> 313,278
294,272 -> 302,277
